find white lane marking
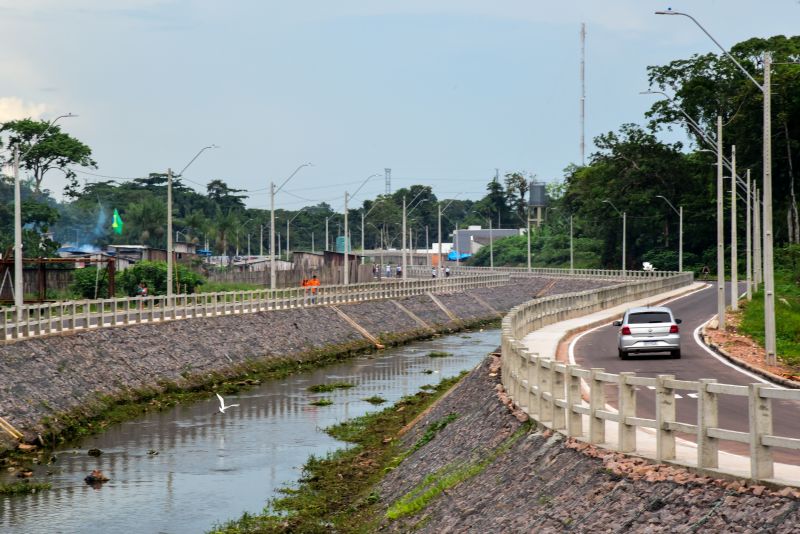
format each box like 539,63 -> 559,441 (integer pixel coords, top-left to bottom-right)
691,320 -> 775,385
568,283 -> 710,366
687,393 -> 698,399
675,394 -> 683,399
647,386 -> 656,390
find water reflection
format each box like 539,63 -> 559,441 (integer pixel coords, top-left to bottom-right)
0,330 -> 497,534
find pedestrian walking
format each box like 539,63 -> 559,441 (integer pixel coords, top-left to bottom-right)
307,274 -> 320,303
396,265 -> 402,278
701,264 -> 710,281
432,267 -> 437,278
386,264 -> 392,278
445,266 -> 451,277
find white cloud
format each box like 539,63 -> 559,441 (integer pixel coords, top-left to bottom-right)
0,97 -> 47,122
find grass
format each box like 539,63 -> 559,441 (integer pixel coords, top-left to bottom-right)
427,351 -> 452,358
310,399 -> 334,407
199,281 -> 265,292
307,382 -> 356,393
384,421 -> 531,520
0,480 -> 52,496
738,268 -> 800,367
363,396 -> 387,405
209,373 -> 466,534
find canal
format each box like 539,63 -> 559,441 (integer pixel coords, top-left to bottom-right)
0,328 -> 499,533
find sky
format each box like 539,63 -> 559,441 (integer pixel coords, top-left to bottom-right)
1,0 -> 799,210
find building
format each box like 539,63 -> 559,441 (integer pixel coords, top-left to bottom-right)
452,226 -> 522,255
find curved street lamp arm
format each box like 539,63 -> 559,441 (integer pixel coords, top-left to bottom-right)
276,163 -> 313,194
602,199 -> 623,216
655,10 -> 763,91
19,113 -> 78,160
655,195 -> 680,215
178,144 -> 218,176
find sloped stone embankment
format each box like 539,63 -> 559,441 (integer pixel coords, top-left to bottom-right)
377,356 -> 799,533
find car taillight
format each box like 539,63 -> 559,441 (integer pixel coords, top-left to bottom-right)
669,324 -> 679,333
621,326 -> 631,335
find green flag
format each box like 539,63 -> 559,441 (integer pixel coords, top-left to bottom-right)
112,208 -> 124,235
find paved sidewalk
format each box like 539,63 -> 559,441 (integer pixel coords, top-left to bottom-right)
520,281 -> 800,487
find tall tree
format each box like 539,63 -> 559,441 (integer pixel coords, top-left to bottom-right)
0,118 -> 97,195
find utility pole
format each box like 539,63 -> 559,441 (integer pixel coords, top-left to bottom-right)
526,206 -> 531,272
754,185 -> 762,290
762,52 -> 776,365
167,168 -> 174,304
438,204 -> 443,275
746,170 -> 752,301
385,168 -> 391,195
260,225 -> 264,257
13,149 -> 22,320
361,211 -> 365,266
622,212 -> 626,274
344,192 -> 349,285
325,217 -> 329,252
311,232 -> 315,254
489,216 -> 494,269
731,145 -> 738,311
580,22 -> 586,166
570,215 -> 575,273
716,116 -> 726,330
402,197 -> 407,280
270,181 -> 276,290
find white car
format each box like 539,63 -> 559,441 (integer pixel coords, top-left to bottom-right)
613,306 -> 682,359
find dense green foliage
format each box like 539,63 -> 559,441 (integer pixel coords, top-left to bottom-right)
117,261 -> 204,296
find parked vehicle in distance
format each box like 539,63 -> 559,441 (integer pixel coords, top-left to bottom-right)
613,306 -> 682,359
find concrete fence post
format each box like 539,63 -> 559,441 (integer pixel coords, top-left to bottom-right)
748,383 -> 774,480
617,372 -> 636,452
655,374 -> 676,461
552,363 -> 566,430
526,351 -> 538,416
565,365 -> 583,437
697,378 -> 719,469
589,368 -> 605,444
539,358 -> 553,423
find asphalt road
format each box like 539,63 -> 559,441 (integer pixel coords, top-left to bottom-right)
572,282 -> 800,466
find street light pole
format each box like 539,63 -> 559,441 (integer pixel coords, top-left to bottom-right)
655,195 -> 683,272
344,192 -> 349,285
402,197 -> 407,280
527,206 -> 531,272
717,116 -> 726,330
570,214 -> 574,273
754,185 -> 762,290
270,163 -> 312,290
260,224 -> 264,257
488,216 -> 494,269
746,170 -> 752,301
655,8 -> 775,364
12,149 -> 21,319
731,145 -> 738,311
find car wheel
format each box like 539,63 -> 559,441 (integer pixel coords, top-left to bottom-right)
618,349 -> 627,360
671,350 -> 681,359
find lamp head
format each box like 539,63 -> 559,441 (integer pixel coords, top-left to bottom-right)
655,9 -> 680,15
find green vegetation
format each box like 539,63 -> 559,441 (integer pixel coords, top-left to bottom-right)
307,382 -> 356,393
210,374 -> 465,534
309,399 -> 334,407
363,396 -> 387,405
385,421 -> 531,520
0,480 -> 52,496
199,281 -> 264,293
427,351 -> 452,358
738,245 -> 800,366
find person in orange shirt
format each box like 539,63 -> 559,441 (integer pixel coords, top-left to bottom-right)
306,274 -> 320,303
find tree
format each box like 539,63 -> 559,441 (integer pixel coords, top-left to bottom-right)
206,179 -> 247,212
646,35 -> 800,243
504,172 -> 530,223
0,119 -> 97,195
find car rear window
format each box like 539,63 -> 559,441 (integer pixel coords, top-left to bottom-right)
628,312 -> 671,324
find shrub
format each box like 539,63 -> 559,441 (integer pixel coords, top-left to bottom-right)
70,266 -> 112,299
117,261 -> 204,296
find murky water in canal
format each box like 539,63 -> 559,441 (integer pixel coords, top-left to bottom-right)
0,328 -> 499,534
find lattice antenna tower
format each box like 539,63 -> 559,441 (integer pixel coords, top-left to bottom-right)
385,168 -> 391,195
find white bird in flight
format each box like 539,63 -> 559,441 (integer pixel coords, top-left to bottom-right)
216,393 -> 240,414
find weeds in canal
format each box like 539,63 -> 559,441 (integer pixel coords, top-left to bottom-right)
0,480 -> 52,496
307,382 -> 356,393
363,396 -> 387,405
427,351 -> 452,358
209,372 -> 467,534
309,399 -> 334,407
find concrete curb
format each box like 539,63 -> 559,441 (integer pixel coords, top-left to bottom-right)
701,320 -> 800,390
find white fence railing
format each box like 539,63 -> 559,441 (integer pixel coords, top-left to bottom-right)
501,273 -> 800,484
410,265 -> 683,279
1,273 -> 509,342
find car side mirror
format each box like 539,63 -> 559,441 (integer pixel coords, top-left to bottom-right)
675,318 -> 682,324
612,320 -> 622,327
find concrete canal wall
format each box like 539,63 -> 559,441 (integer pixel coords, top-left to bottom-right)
0,277 -> 611,452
